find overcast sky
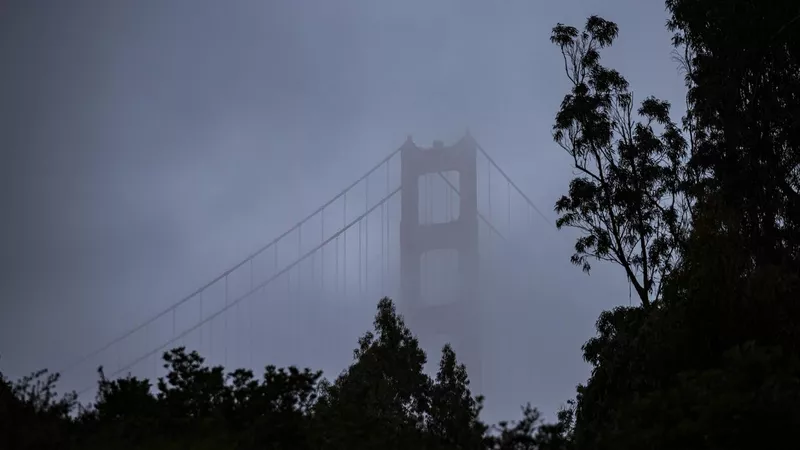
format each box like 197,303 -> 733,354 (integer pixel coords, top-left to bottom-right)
1,0 -> 685,422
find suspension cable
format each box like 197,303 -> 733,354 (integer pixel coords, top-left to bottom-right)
57,147 -> 402,376
74,186 -> 402,397
476,144 -> 553,228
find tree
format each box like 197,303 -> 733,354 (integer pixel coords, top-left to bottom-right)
0,368 -> 77,450
550,16 -> 691,308
663,0 -> 800,353
488,402 -> 574,450
428,343 -> 488,449
312,297 -> 493,450
666,0 -> 800,273
227,365 -> 321,449
603,342 -> 800,449
155,347 -> 229,424
66,346 -> 323,450
312,297 -> 432,450
79,369 -> 160,447
550,6 -> 800,448
3,296 -> 567,449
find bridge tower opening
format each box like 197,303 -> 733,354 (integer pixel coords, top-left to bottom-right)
399,133 -> 483,393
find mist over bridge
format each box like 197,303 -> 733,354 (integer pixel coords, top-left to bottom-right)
58,133 -> 553,409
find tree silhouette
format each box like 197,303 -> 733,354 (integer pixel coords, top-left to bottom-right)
312,297 -> 432,449
428,343 -> 488,449
0,368 -> 76,450
550,16 -> 691,308
549,4 -> 800,448
1,297 -> 515,449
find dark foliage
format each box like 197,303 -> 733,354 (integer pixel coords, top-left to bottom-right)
1,299 -> 561,450
550,16 -> 690,308
550,2 -> 800,449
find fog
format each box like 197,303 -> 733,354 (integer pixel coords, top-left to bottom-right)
1,0 -> 685,424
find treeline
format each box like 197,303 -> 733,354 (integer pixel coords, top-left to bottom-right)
4,0 -> 800,447
1,298 -> 569,450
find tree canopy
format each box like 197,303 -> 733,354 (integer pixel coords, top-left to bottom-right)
1,299 -> 567,450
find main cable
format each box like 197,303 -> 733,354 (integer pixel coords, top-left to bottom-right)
57,146 -> 402,377
75,186 -> 403,397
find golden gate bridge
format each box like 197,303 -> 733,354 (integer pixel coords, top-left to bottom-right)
57,133 -> 553,402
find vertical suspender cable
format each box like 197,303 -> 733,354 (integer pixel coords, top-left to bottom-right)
209,291 -> 213,361
150,322 -> 156,380
199,292 -> 203,349
308,219 -> 314,286
287,261 -> 291,303
365,177 -> 369,295
381,174 -> 386,294
488,158 -> 492,222
298,224 -> 302,293
274,243 -> 278,281
235,290 -> 240,368
343,193 -> 347,298
386,161 -> 390,294
273,243 -> 278,357
528,203 -> 533,289
287,236 -> 291,294
427,173 -> 432,224
224,275 -> 229,367
249,259 -> 253,368
508,180 -> 512,236
335,236 -> 339,294
527,204 -> 531,233
147,322 -> 154,380
445,172 -> 451,222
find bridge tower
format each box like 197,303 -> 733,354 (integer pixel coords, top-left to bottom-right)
399,133 -> 483,393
